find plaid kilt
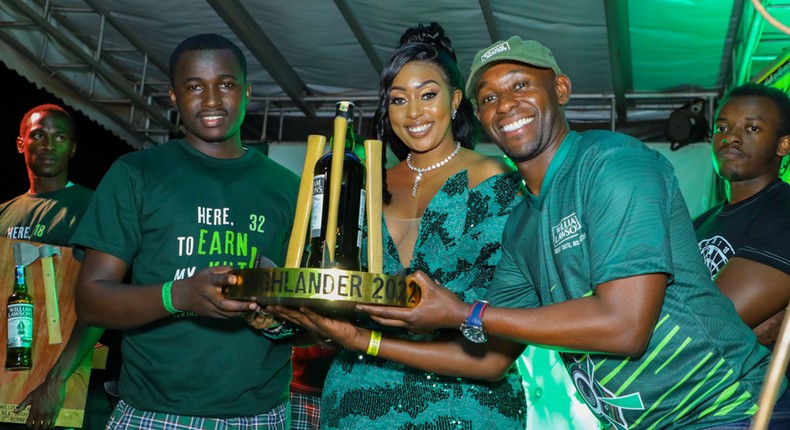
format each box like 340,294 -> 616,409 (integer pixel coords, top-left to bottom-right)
290,392 -> 320,430
105,399 -> 289,430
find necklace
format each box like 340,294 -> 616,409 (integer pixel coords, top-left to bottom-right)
406,141 -> 462,197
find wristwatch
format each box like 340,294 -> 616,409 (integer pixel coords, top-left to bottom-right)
460,300 -> 489,343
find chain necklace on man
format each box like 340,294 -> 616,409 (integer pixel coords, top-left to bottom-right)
406,141 -> 462,197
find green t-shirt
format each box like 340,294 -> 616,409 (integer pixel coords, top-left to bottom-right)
0,183 -> 93,246
72,140 -> 299,418
486,131 -> 772,429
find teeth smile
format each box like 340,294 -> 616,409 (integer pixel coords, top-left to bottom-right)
408,124 -> 431,133
203,115 -> 223,121
501,117 -> 533,132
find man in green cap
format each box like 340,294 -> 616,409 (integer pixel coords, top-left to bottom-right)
274,36 -> 783,429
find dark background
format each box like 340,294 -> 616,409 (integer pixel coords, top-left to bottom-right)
0,61 -> 134,203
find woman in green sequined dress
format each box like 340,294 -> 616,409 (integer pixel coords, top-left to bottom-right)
275,23 -> 527,430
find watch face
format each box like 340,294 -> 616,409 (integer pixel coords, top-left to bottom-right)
461,324 -> 488,343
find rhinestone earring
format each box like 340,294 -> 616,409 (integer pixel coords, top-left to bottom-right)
451,109 -> 457,120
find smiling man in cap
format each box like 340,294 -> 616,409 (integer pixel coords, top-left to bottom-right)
271,37 -> 781,429
353,36 -> 779,429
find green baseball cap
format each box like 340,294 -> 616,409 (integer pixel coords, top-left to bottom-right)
465,36 -> 562,103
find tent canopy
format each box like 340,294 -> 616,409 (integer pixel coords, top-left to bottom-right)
1,0 -> 789,149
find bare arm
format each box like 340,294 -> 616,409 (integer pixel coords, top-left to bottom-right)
483,274 -> 666,356
16,323 -> 104,429
754,310 -> 786,346
353,329 -> 523,382
713,257 -> 790,329
273,270 -> 666,381
360,270 -> 667,358
76,249 -> 258,329
269,304 -> 524,382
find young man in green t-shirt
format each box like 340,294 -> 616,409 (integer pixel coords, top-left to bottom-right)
72,34 -> 300,429
274,37 -> 782,429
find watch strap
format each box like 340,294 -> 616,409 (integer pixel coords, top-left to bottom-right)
465,300 -> 489,328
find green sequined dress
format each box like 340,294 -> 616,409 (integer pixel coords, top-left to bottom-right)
320,171 -> 527,430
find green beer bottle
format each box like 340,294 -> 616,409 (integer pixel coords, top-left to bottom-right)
6,265 -> 33,370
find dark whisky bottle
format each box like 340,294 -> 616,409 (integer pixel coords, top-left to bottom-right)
306,101 -> 366,271
6,265 -> 33,370
295,101 -> 367,406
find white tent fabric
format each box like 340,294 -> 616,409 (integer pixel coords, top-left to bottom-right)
2,0 -> 788,149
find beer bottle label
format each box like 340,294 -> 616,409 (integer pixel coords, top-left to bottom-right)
7,303 -> 33,348
311,174 -> 326,239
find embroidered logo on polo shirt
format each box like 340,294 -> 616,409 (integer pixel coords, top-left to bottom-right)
552,212 -> 586,254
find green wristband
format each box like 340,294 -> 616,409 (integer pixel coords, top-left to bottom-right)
162,281 -> 181,314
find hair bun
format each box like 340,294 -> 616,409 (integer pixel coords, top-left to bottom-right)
398,22 -> 456,61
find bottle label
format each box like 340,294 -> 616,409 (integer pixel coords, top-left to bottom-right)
311,175 -> 326,239
357,189 -> 366,247
7,303 -> 33,348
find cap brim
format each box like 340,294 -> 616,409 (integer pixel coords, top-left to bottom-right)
466,57 -> 560,105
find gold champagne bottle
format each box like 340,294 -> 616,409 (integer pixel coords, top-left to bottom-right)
6,265 -> 33,370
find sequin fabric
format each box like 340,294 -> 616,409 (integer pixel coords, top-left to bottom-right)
320,171 -> 527,430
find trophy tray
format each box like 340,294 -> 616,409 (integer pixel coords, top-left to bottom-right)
224,267 -> 420,315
